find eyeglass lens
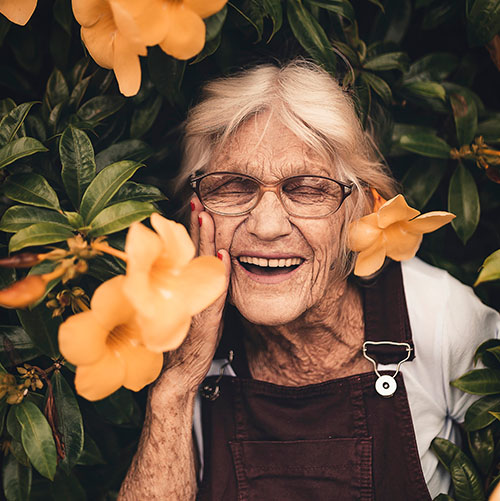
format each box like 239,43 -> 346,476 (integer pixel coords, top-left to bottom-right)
197,173 -> 345,217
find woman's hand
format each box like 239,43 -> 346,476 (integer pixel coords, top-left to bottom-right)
151,197 -> 231,399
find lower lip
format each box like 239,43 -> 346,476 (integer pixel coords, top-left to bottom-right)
235,259 -> 304,284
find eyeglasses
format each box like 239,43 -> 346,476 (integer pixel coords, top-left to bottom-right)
189,172 -> 353,218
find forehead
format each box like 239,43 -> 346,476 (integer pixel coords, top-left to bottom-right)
209,112 -> 335,180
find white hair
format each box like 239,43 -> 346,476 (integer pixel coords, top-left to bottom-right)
174,59 -> 398,278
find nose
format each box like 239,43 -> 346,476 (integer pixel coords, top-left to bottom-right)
245,191 -> 292,241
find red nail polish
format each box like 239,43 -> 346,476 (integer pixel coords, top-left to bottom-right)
217,252 -> 223,260
198,216 -> 202,227
190,201 -> 195,212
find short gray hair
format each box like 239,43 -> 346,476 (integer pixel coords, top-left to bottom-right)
175,59 -> 398,278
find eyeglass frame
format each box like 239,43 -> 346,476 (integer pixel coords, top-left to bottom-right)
189,171 -> 354,219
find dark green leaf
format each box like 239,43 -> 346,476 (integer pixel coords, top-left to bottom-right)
76,432 -> 106,465
0,102 -> 38,146
59,127 -> 96,209
0,98 -> 16,117
0,206 -> 68,233
0,325 -> 40,369
53,0 -> 73,35
403,52 -> 459,83
63,211 -> 84,229
68,75 -> 92,111
433,495 -> 454,500
467,0 -> 500,46
205,5 -> 228,41
2,174 -> 60,211
262,0 -> 283,40
307,0 -> 355,24
442,83 -> 485,115
6,407 -> 22,442
422,1 -> 456,30
70,58 -> 90,88
2,453 -> 32,501
450,93 -> 478,146
450,456 -> 485,501
93,388 -> 142,426
95,139 -> 153,172
367,0 -> 384,11
451,368 -> 500,395
477,113 -> 500,142
130,94 -> 163,138
465,396 -> 500,431
0,137 -> 48,170
474,339 -> 500,367
17,304 -> 60,359
27,260 -> 61,308
80,161 -> 144,224
0,404 -> 6,436
448,163 -> 480,244
402,158 -> 447,209
363,52 -> 409,72
110,182 -> 166,204
45,69 -> 69,110
52,371 -> 84,470
77,95 -> 125,124
369,0 -> 411,44
10,439 -> 29,467
399,133 -> 451,158
468,427 -> 494,475
475,249 -> 500,286
402,81 -> 446,101
191,32 -> 222,64
8,222 -> 74,253
49,471 -> 86,501
87,201 -> 155,237
431,437 -> 462,471
287,0 -> 337,75
15,401 -> 57,480
360,72 -> 392,104
147,47 -> 186,103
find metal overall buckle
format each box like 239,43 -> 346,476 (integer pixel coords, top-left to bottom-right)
200,351 -> 234,401
362,341 -> 412,398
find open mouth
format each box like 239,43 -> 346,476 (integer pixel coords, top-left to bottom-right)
237,256 -> 304,276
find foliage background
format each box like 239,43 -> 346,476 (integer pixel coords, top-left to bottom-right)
0,0 -> 499,500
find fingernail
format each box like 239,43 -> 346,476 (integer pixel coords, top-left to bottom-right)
198,216 -> 202,227
190,201 -> 195,212
217,252 -> 223,260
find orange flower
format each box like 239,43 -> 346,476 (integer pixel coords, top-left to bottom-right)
349,193 -> 455,276
71,0 -> 147,96
0,0 -> 37,25
122,213 -> 226,352
58,276 -> 163,401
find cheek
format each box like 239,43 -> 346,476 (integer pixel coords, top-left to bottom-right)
212,215 -> 239,250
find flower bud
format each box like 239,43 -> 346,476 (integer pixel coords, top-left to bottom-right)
0,253 -> 43,268
0,275 -> 47,309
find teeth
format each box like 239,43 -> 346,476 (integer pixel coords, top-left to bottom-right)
238,256 -> 304,267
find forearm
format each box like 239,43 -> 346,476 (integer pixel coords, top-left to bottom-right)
118,387 -> 198,500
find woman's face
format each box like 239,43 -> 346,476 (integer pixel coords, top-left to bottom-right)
207,112 -> 346,325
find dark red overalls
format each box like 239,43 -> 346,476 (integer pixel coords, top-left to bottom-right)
198,262 -> 433,500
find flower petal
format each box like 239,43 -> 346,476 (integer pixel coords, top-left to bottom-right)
377,194 -> 420,229
119,341 -> 163,391
164,255 -> 226,315
405,211 -> 455,234
159,4 -> 206,60
150,213 -> 195,268
74,348 -> 125,401
58,311 -> 108,366
348,213 -> 382,252
72,0 -> 109,27
0,0 -> 37,25
90,275 -> 134,331
384,223 -> 423,261
113,32 -> 144,97
184,0 -> 228,18
354,235 -> 386,277
81,23 -> 114,69
125,221 -> 163,274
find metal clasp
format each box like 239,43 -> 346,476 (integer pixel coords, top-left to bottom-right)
201,351 -> 234,401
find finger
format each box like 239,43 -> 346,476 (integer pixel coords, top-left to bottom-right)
189,195 -> 203,252
198,211 -> 216,257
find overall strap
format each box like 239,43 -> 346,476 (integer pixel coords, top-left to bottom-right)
360,260 -> 415,365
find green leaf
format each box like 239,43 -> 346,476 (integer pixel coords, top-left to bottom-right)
10,439 -> 29,467
147,47 -> 186,102
467,0 -> 500,46
475,249 -> 500,286
367,0 -> 384,11
110,182 -> 167,205
2,453 -> 32,501
80,161 -> 144,224
477,113 -> 500,142
205,5 -> 228,41
191,32 -> 222,64
402,158 -> 447,209
77,95 -> 125,124
474,339 -> 500,368
0,206 -> 68,233
68,75 -> 92,111
0,98 -> 16,117
433,495 -> 454,500
448,163 -> 480,244
468,427 -> 494,475
450,456 -> 485,501
63,211 -> 84,229
59,127 -> 96,209
27,260 -> 61,308
53,0 -> 73,35
93,388 -> 142,426
0,325 -> 40,369
130,94 -> 163,138
451,368 -> 500,395
15,401 -> 57,480
49,471 -> 86,501
0,137 -> 47,170
403,52 -> 459,83
369,0 -> 411,44
77,432 -> 105,465
17,304 -> 60,359
465,396 -> 500,431
450,93 -> 478,146
45,69 -> 69,111
402,81 -> 446,101
363,51 -> 409,72
0,102 -> 38,146
7,407 -> 22,442
3,174 -> 60,211
431,437 -> 462,471
287,0 -> 337,75
95,139 -> 153,172
399,133 -> 452,158
9,222 -> 74,253
360,71 -> 392,104
52,371 -> 84,470
306,0 -> 355,24
87,201 -> 155,237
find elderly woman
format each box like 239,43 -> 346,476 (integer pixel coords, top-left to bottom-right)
119,61 -> 500,500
